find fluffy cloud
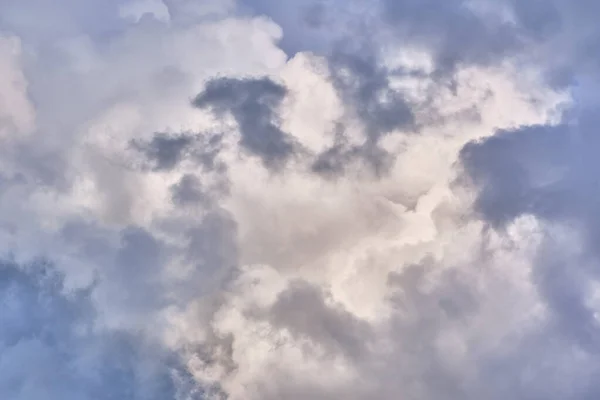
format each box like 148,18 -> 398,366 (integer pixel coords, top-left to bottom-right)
1,0 -> 599,399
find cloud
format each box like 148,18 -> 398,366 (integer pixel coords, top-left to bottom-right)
2,0 -> 600,399
380,0 -> 521,70
0,259 -> 203,400
264,280 -> 373,360
171,174 -> 210,206
329,52 -> 415,139
460,111 -> 600,246
134,133 -> 195,171
459,109 -> 600,361
193,77 -> 297,168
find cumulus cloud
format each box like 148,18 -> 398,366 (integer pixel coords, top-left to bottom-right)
1,0 -> 600,399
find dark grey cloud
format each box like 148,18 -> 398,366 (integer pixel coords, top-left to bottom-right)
460,123 -> 572,226
132,131 -> 225,173
329,52 -> 415,141
459,112 -> 598,235
381,0 -> 522,72
133,134 -> 194,171
380,0 -> 600,85
0,259 -> 203,400
242,0 -> 522,74
310,121 -> 395,179
193,77 -> 297,168
241,0 -> 600,91
305,49 -> 416,178
311,141 -> 354,177
460,110 -> 600,258
192,133 -> 226,172
457,110 -> 600,398
312,139 -> 394,178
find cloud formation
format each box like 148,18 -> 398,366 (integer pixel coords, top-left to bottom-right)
193,77 -> 296,168
1,0 -> 599,399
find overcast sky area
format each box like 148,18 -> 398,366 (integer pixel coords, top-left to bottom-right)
2,0 -> 600,399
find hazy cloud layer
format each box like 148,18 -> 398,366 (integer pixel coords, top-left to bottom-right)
1,0 -> 600,399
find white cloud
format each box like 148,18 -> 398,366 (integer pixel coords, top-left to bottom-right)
0,36 -> 35,139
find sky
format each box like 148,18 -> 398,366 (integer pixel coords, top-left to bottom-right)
1,0 -> 600,399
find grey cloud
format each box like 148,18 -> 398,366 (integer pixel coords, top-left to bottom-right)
534,251 -> 600,352
311,142 -> 354,177
59,218 -> 115,272
312,140 -> 394,178
0,141 -> 70,193
472,239 -> 600,400
0,0 -> 125,44
181,209 -> 239,294
171,174 -> 210,207
237,0 -> 344,55
140,206 -> 240,304
109,227 -> 167,311
133,131 -> 225,173
192,133 -> 226,172
0,259 -> 203,400
133,134 -> 194,171
460,110 -> 600,320
311,123 -> 395,178
8,1 -> 600,399
243,251 -> 600,400
244,0 -> 525,73
375,263 -> 478,400
55,197 -> 238,319
460,123 -> 572,227
387,260 -> 479,322
265,280 -> 372,360
329,52 -> 415,141
368,253 -> 600,400
193,77 -> 297,168
307,51 -> 415,178
55,221 -> 173,325
170,171 -> 229,209
302,3 -> 326,28
459,112 -> 598,236
342,0 -> 600,86
381,0 -> 521,72
456,110 -> 600,398
511,0 -> 562,40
